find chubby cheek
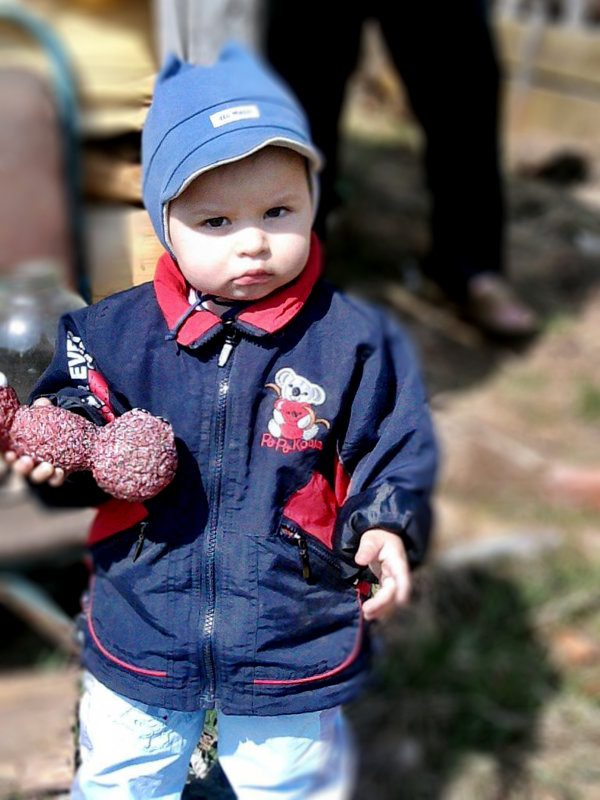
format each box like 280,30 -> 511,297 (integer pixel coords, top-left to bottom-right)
278,233 -> 311,278
177,263 -> 213,292
175,240 -> 228,288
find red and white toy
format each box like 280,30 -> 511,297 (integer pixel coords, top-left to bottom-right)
0,372 -> 177,502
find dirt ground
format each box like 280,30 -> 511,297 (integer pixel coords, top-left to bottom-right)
2,116 -> 600,797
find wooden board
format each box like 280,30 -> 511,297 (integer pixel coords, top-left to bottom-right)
85,205 -> 163,301
84,150 -> 142,204
0,0 -> 156,138
0,667 -> 79,797
495,19 -> 600,156
497,18 -> 600,94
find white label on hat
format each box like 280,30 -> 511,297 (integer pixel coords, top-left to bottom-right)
210,104 -> 261,128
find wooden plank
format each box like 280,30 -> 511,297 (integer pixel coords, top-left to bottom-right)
492,19 -> 600,158
0,0 -> 157,137
496,19 -> 600,94
85,205 -> 163,301
80,104 -> 149,137
0,573 -> 79,655
83,150 -> 142,204
504,81 -> 600,153
0,667 -> 79,797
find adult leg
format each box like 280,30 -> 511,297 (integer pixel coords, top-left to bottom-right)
378,0 -> 504,295
72,672 -> 206,800
377,0 -> 538,335
264,2 -> 365,236
218,706 -> 356,799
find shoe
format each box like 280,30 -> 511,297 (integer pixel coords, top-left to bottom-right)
464,273 -> 540,338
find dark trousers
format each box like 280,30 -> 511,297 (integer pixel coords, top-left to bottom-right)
265,0 -> 505,298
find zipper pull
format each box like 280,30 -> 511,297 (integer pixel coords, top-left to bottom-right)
295,531 -> 313,583
132,522 -> 148,562
218,324 -> 239,367
218,340 -> 234,367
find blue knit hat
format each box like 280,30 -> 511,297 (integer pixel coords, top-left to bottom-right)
142,42 -> 323,252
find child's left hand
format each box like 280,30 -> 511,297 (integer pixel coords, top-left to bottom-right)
354,528 -> 411,622
3,398 -> 66,487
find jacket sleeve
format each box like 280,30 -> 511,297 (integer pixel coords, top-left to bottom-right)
334,311 -> 439,581
30,309 -> 129,419
25,309 -> 120,508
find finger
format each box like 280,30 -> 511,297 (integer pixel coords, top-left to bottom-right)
379,551 -> 411,604
48,467 -> 66,487
362,577 -> 397,622
28,462 -> 56,484
391,570 -> 411,605
354,534 -> 380,567
2,450 -> 17,464
32,397 -> 52,407
12,455 -> 36,476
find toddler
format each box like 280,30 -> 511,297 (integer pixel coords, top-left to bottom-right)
9,43 -> 438,799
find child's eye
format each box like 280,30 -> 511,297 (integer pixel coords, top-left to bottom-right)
203,216 -> 229,229
264,206 -> 288,219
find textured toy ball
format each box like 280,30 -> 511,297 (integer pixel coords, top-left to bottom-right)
0,378 -> 20,452
0,371 -> 178,502
9,405 -> 96,473
92,409 -> 178,502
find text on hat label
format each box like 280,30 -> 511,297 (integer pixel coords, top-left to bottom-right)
209,104 -> 261,128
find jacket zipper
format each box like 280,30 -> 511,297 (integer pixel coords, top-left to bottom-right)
202,322 -> 240,700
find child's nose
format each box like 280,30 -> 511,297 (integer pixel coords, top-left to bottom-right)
236,226 -> 269,257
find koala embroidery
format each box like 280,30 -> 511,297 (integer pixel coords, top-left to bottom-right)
262,368 -> 330,453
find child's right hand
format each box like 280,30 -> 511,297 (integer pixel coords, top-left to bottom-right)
2,397 -> 66,487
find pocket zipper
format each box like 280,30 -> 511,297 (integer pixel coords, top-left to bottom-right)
282,526 -> 313,583
132,521 -> 149,562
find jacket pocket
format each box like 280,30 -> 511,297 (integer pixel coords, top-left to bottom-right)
86,523 -> 172,678
253,519 -> 363,686
279,521 -> 340,585
280,464 -> 350,551
88,498 -> 149,547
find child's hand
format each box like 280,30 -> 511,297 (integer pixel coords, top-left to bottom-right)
2,397 -> 66,487
354,528 -> 411,622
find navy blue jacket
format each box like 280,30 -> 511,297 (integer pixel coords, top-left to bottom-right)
32,237 -> 438,714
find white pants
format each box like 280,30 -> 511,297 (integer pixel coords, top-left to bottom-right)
72,672 -> 356,799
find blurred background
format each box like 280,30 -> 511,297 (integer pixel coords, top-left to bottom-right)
1,1 -> 600,797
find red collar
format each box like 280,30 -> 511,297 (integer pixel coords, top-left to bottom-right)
153,232 -> 323,346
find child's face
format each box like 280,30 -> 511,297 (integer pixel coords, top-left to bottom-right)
168,146 -> 313,302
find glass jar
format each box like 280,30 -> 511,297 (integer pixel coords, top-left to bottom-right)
0,259 -> 87,402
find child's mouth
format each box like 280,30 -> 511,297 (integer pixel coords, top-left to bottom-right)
234,271 -> 272,286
